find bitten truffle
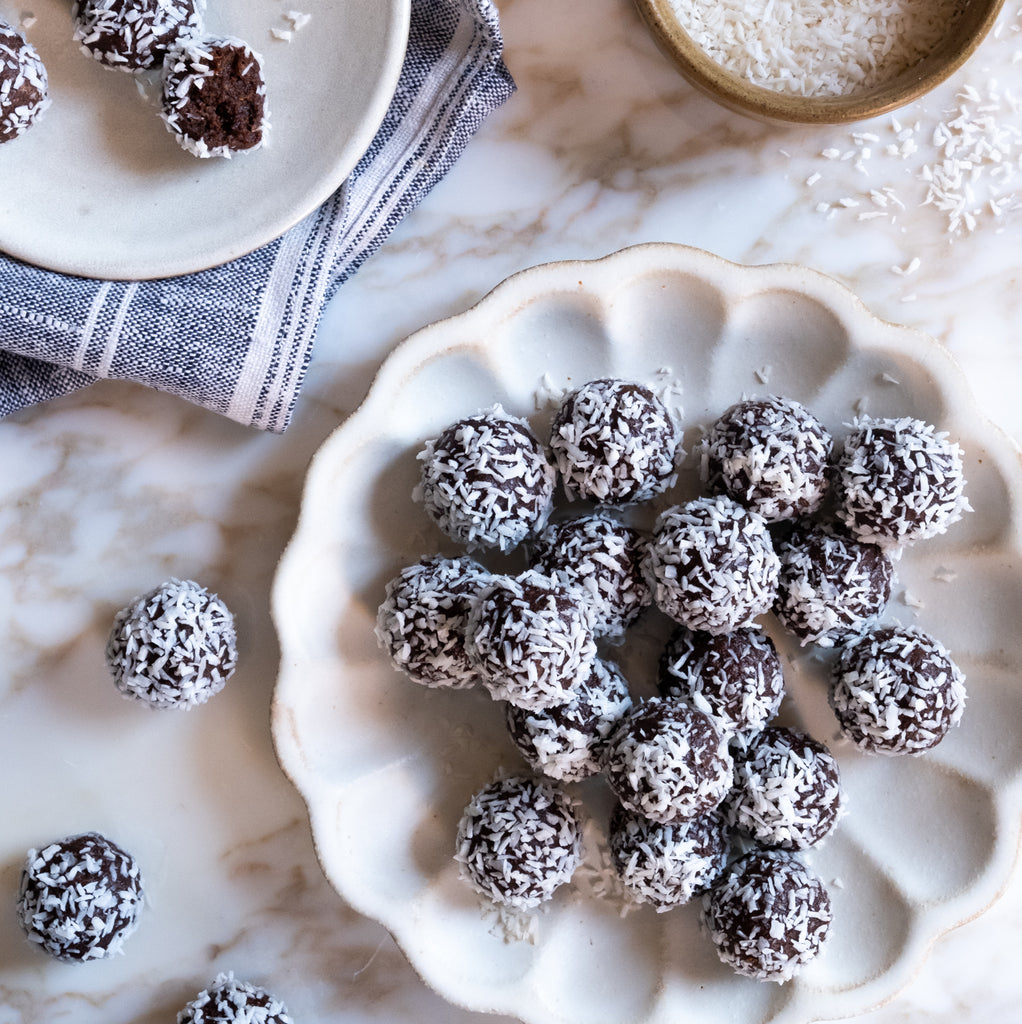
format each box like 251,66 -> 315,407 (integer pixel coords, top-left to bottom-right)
531,511 -> 652,641
646,495 -> 780,635
727,727 -> 842,850
602,697 -> 734,823
106,577 -> 238,709
834,415 -> 969,548
465,569 -> 597,711
0,20 -> 49,143
700,396 -> 832,522
17,832 -> 144,962
72,0 -> 205,72
830,624 -> 966,755
505,657 -> 633,782
416,405 -> 557,553
657,625 -> 785,737
703,848 -> 832,982
549,378 -> 683,504
375,555 -> 493,689
161,34 -> 268,158
455,773 -> 583,910
774,521 -> 895,648
178,972 -> 293,1024
609,804 -> 729,911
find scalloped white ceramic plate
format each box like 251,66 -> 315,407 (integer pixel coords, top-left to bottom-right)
271,243 -> 1022,1024
0,0 -> 409,279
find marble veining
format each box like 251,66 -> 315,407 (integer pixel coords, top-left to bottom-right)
2,0 -> 1021,1020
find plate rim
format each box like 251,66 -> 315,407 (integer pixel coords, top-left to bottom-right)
271,241 -> 1022,1024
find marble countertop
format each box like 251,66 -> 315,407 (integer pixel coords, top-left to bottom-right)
2,0 -> 1021,1021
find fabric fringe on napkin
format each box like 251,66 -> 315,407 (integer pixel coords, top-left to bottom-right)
0,0 -> 514,432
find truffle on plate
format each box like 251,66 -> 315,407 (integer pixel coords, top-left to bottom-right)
727,726 -> 842,850
531,511 -> 652,641
455,773 -> 583,910
602,696 -> 734,824
0,20 -> 49,143
465,569 -> 597,711
161,34 -> 268,158
703,848 -> 832,983
549,378 -> 683,504
829,624 -> 966,755
774,521 -> 895,648
416,405 -> 556,553
700,396 -> 832,522
106,577 -> 238,709
72,0 -> 205,72
646,495 -> 780,635
834,415 -> 969,548
177,972 -> 293,1024
505,657 -> 633,782
375,555 -> 493,690
17,831 -> 144,962
609,803 -> 729,910
657,625 -> 785,737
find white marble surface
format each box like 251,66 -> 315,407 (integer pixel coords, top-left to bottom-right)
2,0 -> 1022,1021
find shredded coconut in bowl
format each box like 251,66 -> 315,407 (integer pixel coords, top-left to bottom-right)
669,0 -> 965,97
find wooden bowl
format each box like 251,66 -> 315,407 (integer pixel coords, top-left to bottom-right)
634,0 -> 1006,125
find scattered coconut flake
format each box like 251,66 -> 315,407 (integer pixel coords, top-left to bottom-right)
933,566 -> 958,582
286,10 -> 312,30
901,588 -> 925,609
271,27 -> 293,42
891,257 -> 922,276
535,372 -> 567,410
802,74 -> 1022,239
489,906 -> 540,944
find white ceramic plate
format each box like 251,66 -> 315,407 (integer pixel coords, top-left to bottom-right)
271,243 -> 1022,1024
0,0 -> 409,279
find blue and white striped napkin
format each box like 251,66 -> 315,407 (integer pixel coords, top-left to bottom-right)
0,0 -> 514,432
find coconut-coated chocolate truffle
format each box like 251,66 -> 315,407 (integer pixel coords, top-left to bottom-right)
727,727 -> 842,850
416,405 -> 557,553
455,773 -> 583,910
774,521 -> 895,648
609,804 -> 729,911
646,495 -> 780,636
106,577 -> 238,709
375,555 -> 493,690
178,972 -> 293,1024
505,657 -> 633,782
703,848 -> 832,983
657,625 -> 785,737
0,20 -> 49,143
72,0 -> 205,72
465,569 -> 597,711
830,624 -> 966,755
700,396 -> 832,523
531,512 -> 652,641
161,34 -> 267,158
17,832 -> 144,962
834,415 -> 969,548
549,378 -> 683,504
603,697 -> 733,824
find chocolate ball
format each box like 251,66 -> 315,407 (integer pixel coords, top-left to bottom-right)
549,378 -> 683,504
